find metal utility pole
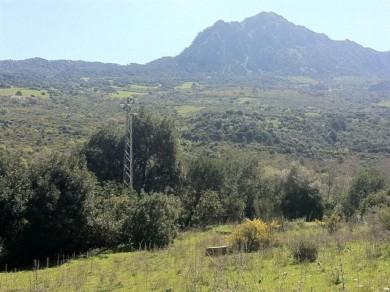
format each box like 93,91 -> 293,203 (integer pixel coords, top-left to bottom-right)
121,97 -> 136,188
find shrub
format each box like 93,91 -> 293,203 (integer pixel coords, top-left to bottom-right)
378,207 -> 390,231
344,167 -> 385,217
122,193 -> 181,249
317,213 -> 342,234
229,219 -> 279,252
87,183 -> 136,247
290,239 -> 318,263
192,190 -> 224,227
361,189 -> 390,215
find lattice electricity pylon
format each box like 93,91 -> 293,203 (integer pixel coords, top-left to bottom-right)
121,97 -> 136,188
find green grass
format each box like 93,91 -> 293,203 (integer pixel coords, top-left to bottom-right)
0,87 -> 48,98
175,105 -> 204,116
129,84 -> 159,91
1,223 -> 388,291
175,82 -> 198,90
109,90 -> 147,99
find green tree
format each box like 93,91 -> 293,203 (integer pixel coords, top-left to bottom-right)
186,156 -> 224,194
219,150 -> 281,220
6,154 -> 96,266
360,189 -> 390,215
87,182 -> 136,247
220,152 -> 257,218
122,193 -> 181,248
182,157 -> 224,226
192,190 -> 224,227
84,109 -> 180,193
222,194 -> 246,223
344,167 -> 385,217
133,110 -> 180,193
84,125 -> 124,182
0,150 -> 30,263
281,165 -> 324,221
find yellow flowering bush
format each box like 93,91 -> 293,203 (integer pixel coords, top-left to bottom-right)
229,219 -> 279,252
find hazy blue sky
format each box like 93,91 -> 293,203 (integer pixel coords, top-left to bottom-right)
1,0 -> 389,64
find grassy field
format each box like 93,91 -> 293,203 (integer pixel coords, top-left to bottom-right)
175,105 -> 205,116
0,87 -> 48,97
175,82 -> 198,90
109,90 -> 147,99
0,223 -> 388,291
129,84 -> 160,91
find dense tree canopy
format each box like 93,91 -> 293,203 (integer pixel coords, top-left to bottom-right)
0,153 -> 96,266
281,165 -> 324,221
83,125 -> 124,182
84,109 -> 180,193
0,151 -> 30,261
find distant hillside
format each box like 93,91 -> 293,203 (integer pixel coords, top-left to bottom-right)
0,58 -> 127,78
1,12 -> 390,80
0,58 -> 141,87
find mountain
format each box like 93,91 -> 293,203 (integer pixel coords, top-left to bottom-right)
152,12 -> 390,76
1,12 -> 390,79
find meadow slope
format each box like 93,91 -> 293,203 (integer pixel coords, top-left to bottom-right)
0,223 -> 389,291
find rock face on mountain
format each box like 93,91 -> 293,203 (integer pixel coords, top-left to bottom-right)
158,12 -> 390,76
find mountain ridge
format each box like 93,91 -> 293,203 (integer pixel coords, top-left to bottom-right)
1,12 -> 390,79
165,12 -> 390,76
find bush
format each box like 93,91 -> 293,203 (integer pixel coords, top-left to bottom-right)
344,167 -> 385,217
378,207 -> 390,231
318,213 -> 342,234
361,189 -> 390,215
122,193 -> 181,249
192,190 -> 224,227
87,183 -> 136,247
229,219 -> 279,252
290,239 -> 318,263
